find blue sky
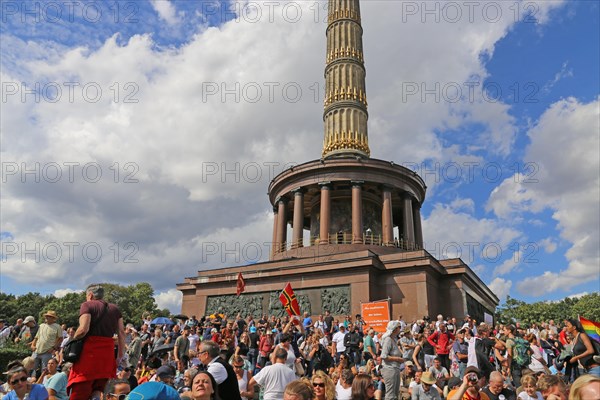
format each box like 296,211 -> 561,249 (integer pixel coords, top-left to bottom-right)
1,0 -> 598,312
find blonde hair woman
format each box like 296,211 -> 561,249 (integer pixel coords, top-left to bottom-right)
568,374 -> 600,400
311,370 -> 336,400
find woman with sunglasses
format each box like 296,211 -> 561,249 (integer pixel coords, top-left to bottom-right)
4,367 -> 48,400
311,370 -> 336,400
231,355 -> 253,400
351,373 -> 376,400
336,353 -> 358,376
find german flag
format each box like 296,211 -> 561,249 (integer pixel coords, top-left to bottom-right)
279,282 -> 301,317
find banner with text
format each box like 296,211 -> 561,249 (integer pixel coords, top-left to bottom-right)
361,299 -> 390,335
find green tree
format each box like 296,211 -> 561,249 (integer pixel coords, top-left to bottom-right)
44,292 -> 86,327
571,293 -> 600,321
495,293 -> 600,326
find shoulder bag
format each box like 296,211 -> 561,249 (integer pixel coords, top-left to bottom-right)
63,302 -> 109,362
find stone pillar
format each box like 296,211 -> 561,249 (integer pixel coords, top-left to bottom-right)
413,204 -> 423,249
276,197 -> 288,252
319,183 -> 331,245
270,208 -> 278,258
381,186 -> 394,246
351,181 -> 364,244
402,194 -> 415,249
292,188 -> 304,248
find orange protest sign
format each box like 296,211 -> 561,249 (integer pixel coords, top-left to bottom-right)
361,300 -> 390,335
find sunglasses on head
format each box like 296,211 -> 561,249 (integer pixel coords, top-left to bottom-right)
10,376 -> 27,385
313,382 -> 325,388
110,394 -> 128,400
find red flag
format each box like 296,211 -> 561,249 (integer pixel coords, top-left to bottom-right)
279,282 -> 301,317
236,272 -> 245,296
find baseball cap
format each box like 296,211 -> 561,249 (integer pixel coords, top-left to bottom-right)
448,377 -> 462,389
156,365 -> 175,380
250,326 -> 257,333
24,316 -> 35,324
127,382 -> 179,400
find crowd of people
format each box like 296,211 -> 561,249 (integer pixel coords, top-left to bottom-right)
1,286 -> 599,400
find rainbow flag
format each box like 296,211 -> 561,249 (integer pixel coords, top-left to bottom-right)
579,316 -> 600,343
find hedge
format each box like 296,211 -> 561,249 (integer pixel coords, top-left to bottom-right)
0,345 -> 31,374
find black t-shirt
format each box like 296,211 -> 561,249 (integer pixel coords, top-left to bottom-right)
80,300 -> 122,337
236,319 -> 247,332
324,316 -> 334,330
249,332 -> 260,349
423,340 -> 435,355
481,386 -> 516,400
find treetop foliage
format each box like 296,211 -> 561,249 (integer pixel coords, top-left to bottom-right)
0,283 -> 171,327
495,292 -> 600,325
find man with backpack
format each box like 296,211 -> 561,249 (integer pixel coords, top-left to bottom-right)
503,324 -> 530,387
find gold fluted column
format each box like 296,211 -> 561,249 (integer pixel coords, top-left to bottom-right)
413,204 -> 423,249
292,188 -> 305,248
382,186 -> 394,246
322,0 -> 370,158
276,197 -> 288,252
402,194 -> 415,248
351,181 -> 364,244
319,183 -> 331,244
270,208 -> 278,258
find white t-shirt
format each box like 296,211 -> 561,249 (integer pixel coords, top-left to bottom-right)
253,362 -> 297,400
333,331 -> 346,352
188,334 -> 200,351
281,344 -> 296,370
336,380 -> 352,400
518,391 -> 544,400
528,345 -> 546,373
466,336 -> 478,368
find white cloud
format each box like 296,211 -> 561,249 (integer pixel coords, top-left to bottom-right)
155,289 -> 183,314
486,97 -> 600,296
423,200 -> 521,265
488,278 -> 512,302
0,0 -> 570,296
150,0 -> 180,25
539,237 -> 558,254
564,291 -> 590,300
53,288 -> 83,298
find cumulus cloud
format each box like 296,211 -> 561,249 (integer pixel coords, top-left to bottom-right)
0,0 -> 569,296
53,288 -> 83,298
488,278 -> 512,302
487,97 -> 600,295
150,0 -> 181,25
155,288 -> 183,313
423,199 -> 521,264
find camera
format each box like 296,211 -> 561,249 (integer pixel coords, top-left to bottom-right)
468,373 -> 478,383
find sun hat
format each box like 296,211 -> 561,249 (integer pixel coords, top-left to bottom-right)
421,371 -> 437,385
44,310 -> 59,319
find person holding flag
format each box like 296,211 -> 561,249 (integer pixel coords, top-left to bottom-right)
565,318 -> 600,377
